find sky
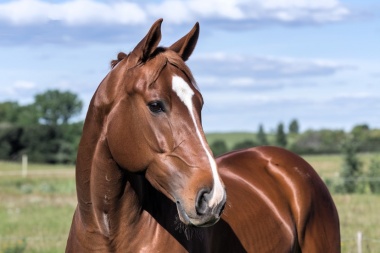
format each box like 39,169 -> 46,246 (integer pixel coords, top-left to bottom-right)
0,0 -> 379,133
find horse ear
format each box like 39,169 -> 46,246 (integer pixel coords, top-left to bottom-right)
169,22 -> 199,61
131,18 -> 163,63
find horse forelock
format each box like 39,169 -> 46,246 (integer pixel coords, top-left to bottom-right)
165,50 -> 197,89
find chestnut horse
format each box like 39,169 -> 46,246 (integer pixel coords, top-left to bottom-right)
66,19 -> 340,253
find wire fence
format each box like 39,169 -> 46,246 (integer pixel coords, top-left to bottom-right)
341,232 -> 380,253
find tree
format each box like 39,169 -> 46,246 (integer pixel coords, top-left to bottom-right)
34,90 -> 83,125
0,102 -> 19,123
256,124 -> 269,145
17,105 -> 40,126
340,136 -> 364,193
210,140 -> 228,157
275,122 -> 287,148
289,119 -> 300,135
0,101 -> 39,126
351,124 -> 370,152
0,89 -> 84,163
290,129 -> 346,154
0,125 -> 24,160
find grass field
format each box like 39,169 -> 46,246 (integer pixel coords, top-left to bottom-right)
1,153 -> 380,252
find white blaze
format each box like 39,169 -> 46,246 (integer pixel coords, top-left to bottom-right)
172,75 -> 225,208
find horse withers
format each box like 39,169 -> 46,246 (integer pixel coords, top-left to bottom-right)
66,19 -> 340,253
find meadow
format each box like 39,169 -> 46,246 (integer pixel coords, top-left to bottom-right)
1,154 -> 380,252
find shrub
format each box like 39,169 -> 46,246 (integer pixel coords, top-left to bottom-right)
233,140 -> 256,150
290,129 -> 346,154
368,157 -> 380,194
340,137 -> 365,193
210,140 -> 228,157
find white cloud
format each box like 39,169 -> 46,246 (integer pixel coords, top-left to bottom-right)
0,80 -> 37,104
244,0 -> 350,23
0,0 -> 350,26
190,53 -> 351,80
14,80 -> 36,89
0,0 -> 146,25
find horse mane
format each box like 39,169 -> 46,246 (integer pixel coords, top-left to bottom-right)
111,52 -> 128,68
110,47 -> 198,89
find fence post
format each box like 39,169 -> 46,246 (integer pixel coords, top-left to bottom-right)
357,231 -> 362,253
22,154 -> 28,178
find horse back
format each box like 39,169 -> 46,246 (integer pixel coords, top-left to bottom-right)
216,146 -> 340,253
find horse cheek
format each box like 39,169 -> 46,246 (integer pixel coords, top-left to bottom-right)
107,108 -> 153,171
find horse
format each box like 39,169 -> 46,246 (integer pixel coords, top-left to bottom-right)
66,19 -> 340,253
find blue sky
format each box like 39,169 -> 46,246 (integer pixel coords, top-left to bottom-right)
0,0 -> 379,132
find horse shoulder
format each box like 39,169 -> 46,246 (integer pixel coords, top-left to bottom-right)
216,146 -> 340,252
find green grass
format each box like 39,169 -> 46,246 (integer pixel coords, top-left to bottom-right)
303,152 -> 379,178
0,164 -> 76,253
333,194 -> 380,253
0,160 -> 74,171
1,155 -> 380,252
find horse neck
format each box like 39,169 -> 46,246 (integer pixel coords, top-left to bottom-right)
75,105 -> 149,238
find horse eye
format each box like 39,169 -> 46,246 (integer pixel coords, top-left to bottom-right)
148,101 -> 165,114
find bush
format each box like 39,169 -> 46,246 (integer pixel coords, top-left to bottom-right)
233,140 -> 257,150
368,157 -> 380,194
210,140 -> 228,157
340,137 -> 365,193
19,124 -> 81,164
290,129 -> 346,154
0,125 -> 24,160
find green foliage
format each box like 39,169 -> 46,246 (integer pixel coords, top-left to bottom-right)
16,105 -> 39,126
256,124 -> 269,145
206,132 -> 257,150
233,140 -> 256,150
20,124 -> 81,164
0,102 -> 19,123
0,102 -> 39,126
210,140 -> 228,157
34,90 -> 83,125
290,129 -> 345,154
0,89 -> 83,164
340,137 -> 365,193
0,125 -> 24,160
368,157 -> 380,194
288,119 -> 300,135
275,122 -> 287,148
351,124 -> 371,152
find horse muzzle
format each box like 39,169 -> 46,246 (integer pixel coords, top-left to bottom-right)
176,188 -> 227,227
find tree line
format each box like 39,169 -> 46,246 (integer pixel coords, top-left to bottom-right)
0,90 -> 83,164
210,121 -> 380,157
209,121 -> 380,194
1,89 -> 380,165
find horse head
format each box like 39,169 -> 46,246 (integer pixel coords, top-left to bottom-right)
92,19 -> 226,227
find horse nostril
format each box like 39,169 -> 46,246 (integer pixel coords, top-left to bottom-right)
195,188 -> 210,216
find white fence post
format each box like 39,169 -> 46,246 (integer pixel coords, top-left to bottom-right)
357,231 -> 362,253
22,154 -> 28,178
